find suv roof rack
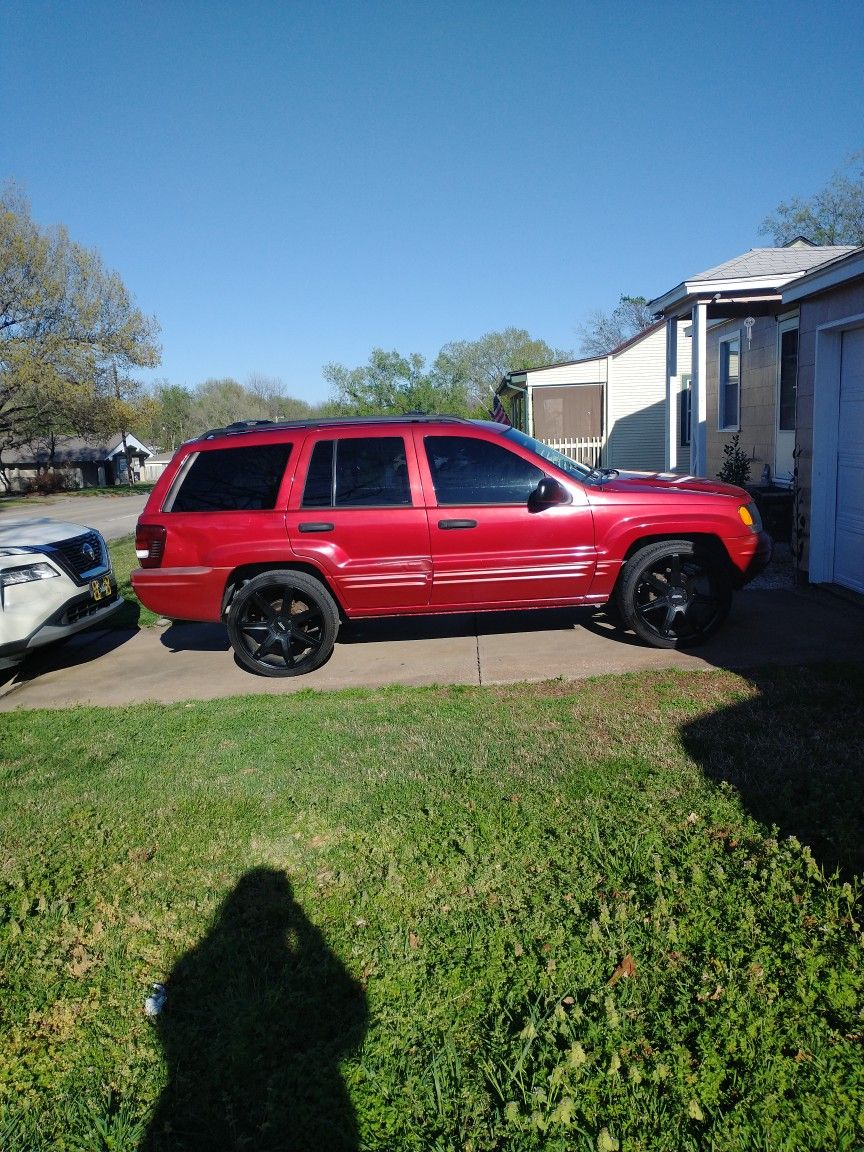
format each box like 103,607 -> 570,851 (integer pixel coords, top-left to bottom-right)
194,414 -> 474,441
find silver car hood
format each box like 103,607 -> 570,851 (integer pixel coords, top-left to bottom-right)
0,517 -> 98,549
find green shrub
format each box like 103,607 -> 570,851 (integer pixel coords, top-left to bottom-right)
717,433 -> 751,486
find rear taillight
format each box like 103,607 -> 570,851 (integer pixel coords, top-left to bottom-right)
135,523 -> 166,568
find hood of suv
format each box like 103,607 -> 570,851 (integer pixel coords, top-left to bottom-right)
0,517 -> 97,550
596,471 -> 747,500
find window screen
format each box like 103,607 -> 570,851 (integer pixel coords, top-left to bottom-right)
425,436 -> 544,505
301,438 -> 411,507
172,444 -> 292,512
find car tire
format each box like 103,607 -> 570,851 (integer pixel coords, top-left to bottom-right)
617,539 -> 732,650
226,569 -> 340,676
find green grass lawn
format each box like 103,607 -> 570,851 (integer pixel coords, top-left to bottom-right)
1,667 -> 862,1151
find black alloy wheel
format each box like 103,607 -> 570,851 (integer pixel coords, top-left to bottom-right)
617,540 -> 732,649
226,570 -> 340,676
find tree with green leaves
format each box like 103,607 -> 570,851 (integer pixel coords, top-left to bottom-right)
433,328 -> 573,410
576,295 -> 655,357
143,381 -> 194,450
324,348 -> 471,416
326,330 -> 572,418
0,183 -> 160,475
759,151 -> 864,246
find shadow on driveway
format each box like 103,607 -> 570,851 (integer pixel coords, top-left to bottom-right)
2,624 -> 140,690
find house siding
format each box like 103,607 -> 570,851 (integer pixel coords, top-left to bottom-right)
526,360 -> 607,388
606,324 -> 667,471
704,315 -> 780,481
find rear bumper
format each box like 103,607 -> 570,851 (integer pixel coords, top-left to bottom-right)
131,566 -> 225,621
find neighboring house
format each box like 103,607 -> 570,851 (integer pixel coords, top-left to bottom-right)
498,319 -> 690,471
780,247 -> 864,594
648,240 -> 856,483
141,449 -> 176,484
1,433 -> 151,491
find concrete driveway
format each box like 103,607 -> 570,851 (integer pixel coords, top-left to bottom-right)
2,576 -> 862,710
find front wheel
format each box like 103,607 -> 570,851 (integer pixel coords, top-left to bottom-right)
617,540 -> 732,649
226,570 -> 340,676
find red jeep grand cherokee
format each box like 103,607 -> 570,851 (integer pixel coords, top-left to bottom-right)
132,416 -> 771,676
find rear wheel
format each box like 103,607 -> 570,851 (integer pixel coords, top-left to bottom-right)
226,570 -> 339,676
617,540 -> 732,649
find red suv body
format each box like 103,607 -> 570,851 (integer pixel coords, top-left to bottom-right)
132,417 -> 771,675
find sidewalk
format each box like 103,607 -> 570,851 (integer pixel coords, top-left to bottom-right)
2,581 -> 861,710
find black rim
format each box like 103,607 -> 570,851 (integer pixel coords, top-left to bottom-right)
235,584 -> 326,670
634,552 -> 727,642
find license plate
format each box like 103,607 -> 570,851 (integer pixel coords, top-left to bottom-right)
90,573 -> 115,602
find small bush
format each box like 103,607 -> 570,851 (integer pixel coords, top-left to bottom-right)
717,433 -> 751,486
29,469 -> 76,495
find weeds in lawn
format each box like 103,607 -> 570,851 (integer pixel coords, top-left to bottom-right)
0,668 -> 861,1150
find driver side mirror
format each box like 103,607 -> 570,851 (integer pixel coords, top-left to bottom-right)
528,476 -> 572,511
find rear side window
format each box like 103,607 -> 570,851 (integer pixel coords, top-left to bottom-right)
302,438 -> 411,507
171,444 -> 292,512
424,436 -> 543,504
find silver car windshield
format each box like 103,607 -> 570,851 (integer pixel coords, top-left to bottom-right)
502,427 -> 593,480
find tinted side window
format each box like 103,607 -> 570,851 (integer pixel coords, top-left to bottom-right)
301,438 -> 411,508
301,441 -> 334,508
172,444 -> 292,512
425,436 -> 544,505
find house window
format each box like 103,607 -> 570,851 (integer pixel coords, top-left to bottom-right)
719,334 -> 741,430
679,375 -> 692,446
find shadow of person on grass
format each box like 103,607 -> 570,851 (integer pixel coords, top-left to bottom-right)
679,664 -> 864,880
140,868 -> 367,1152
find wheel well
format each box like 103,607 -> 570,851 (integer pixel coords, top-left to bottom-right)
221,563 -> 344,619
615,534 -> 736,590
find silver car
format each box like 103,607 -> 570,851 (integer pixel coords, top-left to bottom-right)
0,517 -> 122,670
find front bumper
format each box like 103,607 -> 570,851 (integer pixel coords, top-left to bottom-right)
741,530 -> 773,585
0,582 -> 123,668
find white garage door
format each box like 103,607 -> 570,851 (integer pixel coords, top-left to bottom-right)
835,325 -> 864,593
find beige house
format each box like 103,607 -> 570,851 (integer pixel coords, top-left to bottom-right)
498,320 -> 690,472
649,241 -> 856,483
649,240 -> 863,596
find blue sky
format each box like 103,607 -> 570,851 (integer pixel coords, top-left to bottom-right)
3,0 -> 863,403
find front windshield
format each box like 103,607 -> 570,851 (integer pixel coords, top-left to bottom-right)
502,427 -> 593,479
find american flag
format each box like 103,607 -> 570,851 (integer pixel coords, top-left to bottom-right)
489,393 -> 511,426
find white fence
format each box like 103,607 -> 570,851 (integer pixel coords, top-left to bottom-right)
538,436 -> 603,468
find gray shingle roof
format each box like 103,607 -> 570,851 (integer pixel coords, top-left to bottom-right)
692,246 -> 857,282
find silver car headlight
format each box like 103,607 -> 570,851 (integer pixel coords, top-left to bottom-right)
0,563 -> 61,587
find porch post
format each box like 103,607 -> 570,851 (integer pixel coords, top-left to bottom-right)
665,318 -> 678,471
691,302 -> 708,476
